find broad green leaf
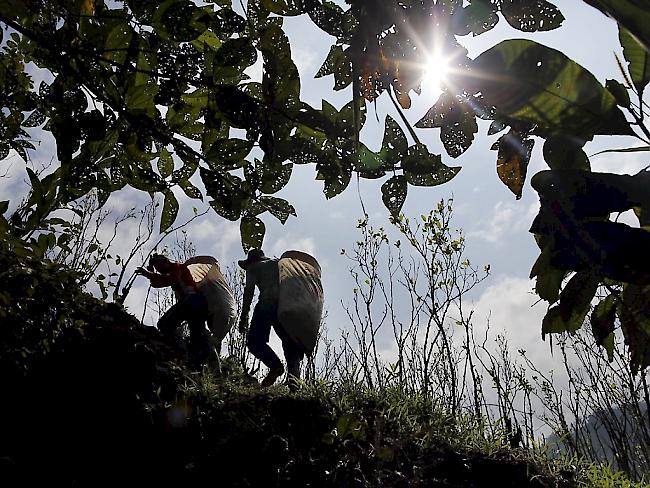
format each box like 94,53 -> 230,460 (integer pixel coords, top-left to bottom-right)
464,0 -> 499,36
402,144 -> 460,187
416,93 -> 478,158
201,168 -> 248,221
157,149 -> 174,179
557,271 -> 599,328
240,215 -> 266,251
191,30 -> 222,53
206,138 -> 253,168
178,179 -> 202,200
357,145 -> 382,172
530,245 -> 566,303
212,37 -> 257,83
542,135 -> 590,171
500,0 -> 564,32
315,45 -> 353,91
619,28 -> 650,97
468,39 -> 634,138
260,196 -> 296,224
381,176 -> 408,216
379,116 -> 408,167
584,0 -> 650,53
618,283 -> 650,372
160,190 -> 179,233
0,201 -> 9,214
591,294 -> 617,361
260,160 -> 292,194
260,25 -> 300,108
495,129 -> 534,199
261,0 -> 304,15
103,22 -> 133,64
306,0 -> 346,39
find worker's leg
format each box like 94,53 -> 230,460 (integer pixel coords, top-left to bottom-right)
273,323 -> 305,388
186,294 -> 211,367
247,304 -> 283,372
157,302 -> 185,343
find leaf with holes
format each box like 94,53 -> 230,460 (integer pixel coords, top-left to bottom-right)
500,0 -> 564,32
381,176 -> 407,216
260,196 -> 296,224
496,129 -> 534,199
157,149 -> 174,179
240,215 -> 266,251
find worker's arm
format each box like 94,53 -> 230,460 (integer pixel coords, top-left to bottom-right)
238,271 -> 256,333
135,265 -> 180,288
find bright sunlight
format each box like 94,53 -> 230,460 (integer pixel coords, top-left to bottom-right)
421,51 -> 451,99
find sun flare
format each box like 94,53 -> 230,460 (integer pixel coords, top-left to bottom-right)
421,52 -> 451,96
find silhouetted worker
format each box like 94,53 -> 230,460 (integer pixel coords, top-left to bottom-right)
238,249 -> 304,387
136,254 -> 211,366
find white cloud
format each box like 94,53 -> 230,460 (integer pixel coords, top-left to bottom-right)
468,200 -> 539,245
268,235 -> 317,258
470,275 -> 560,370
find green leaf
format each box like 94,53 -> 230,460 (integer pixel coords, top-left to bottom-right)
191,30 -> 222,53
402,144 -> 460,187
416,93 -> 478,158
315,45 -> 353,91
468,39 -> 634,138
240,215 -> 266,251
606,79 -> 631,108
0,201 -> 8,214
261,0 -> 304,15
260,160 -> 293,194
381,176 -> 407,216
379,116 -> 408,167
206,138 -> 253,168
558,271 -> 599,327
495,129 -> 534,199
157,149 -> 174,179
618,283 -> 650,372
464,0 -> 499,35
260,25 -> 301,108
178,179 -> 202,200
591,294 -> 617,361
160,190 -> 179,233
542,135 -> 590,171
619,27 -> 650,98
500,0 -> 564,32
201,167 -> 249,221
585,0 -> 650,53
260,196 -> 296,224
530,245 -> 566,303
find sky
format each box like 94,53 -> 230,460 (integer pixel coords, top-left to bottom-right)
2,1 -> 649,380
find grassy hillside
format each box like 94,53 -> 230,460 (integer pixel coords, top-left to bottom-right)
0,248 -> 644,487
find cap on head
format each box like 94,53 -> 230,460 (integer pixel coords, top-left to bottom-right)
148,253 -> 171,271
238,248 -> 266,269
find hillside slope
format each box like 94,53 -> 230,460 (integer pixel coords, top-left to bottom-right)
0,248 -> 631,487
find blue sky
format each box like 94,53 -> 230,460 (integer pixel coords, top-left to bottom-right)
2,1 -> 648,373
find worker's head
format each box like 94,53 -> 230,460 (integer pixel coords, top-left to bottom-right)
238,248 -> 266,270
148,253 -> 172,273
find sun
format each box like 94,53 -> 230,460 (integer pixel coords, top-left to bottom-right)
421,51 -> 451,98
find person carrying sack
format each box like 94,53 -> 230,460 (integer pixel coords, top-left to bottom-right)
238,249 -> 305,388
136,254 -> 211,367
